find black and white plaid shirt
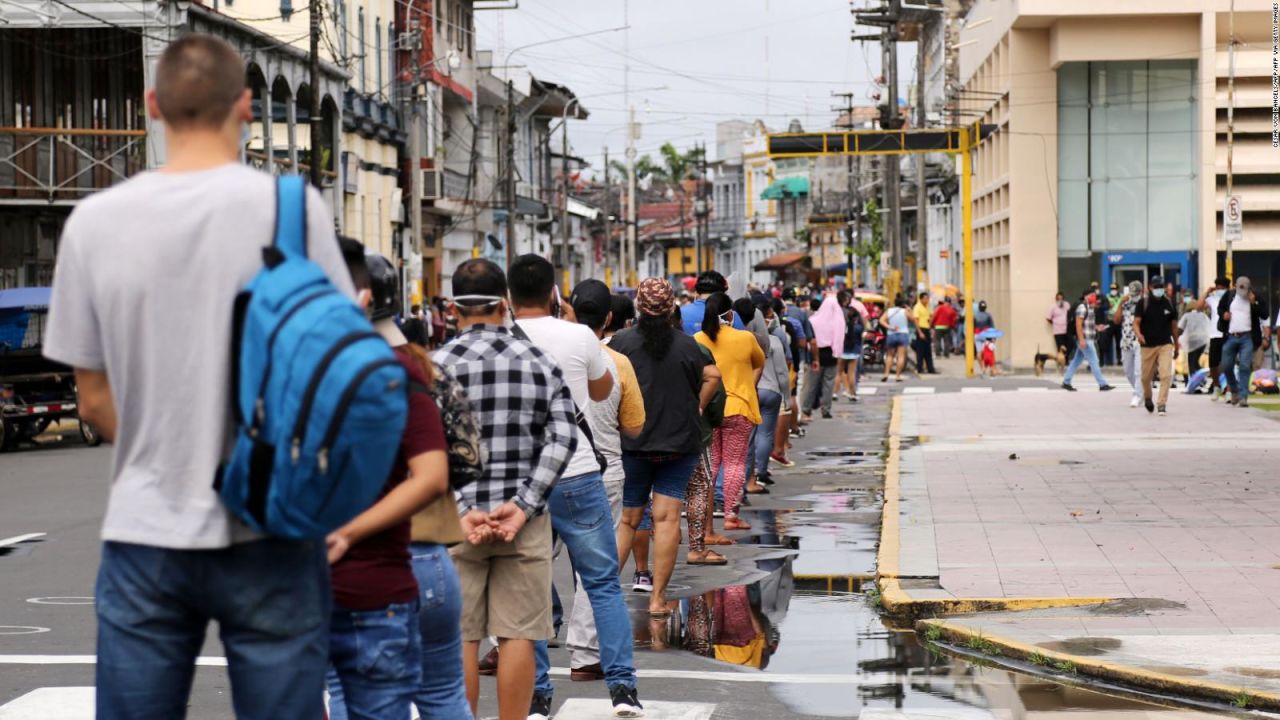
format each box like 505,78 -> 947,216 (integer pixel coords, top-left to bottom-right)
433,324 -> 578,517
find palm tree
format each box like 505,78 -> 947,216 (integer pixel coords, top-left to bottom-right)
607,154 -> 658,184
652,142 -> 706,243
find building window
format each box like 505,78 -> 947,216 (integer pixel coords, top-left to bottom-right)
358,8 -> 366,93
464,10 -> 472,58
446,0 -> 453,45
1058,60 -> 1197,254
337,0 -> 347,59
388,22 -> 397,103
436,0 -> 443,36
375,17 -> 383,98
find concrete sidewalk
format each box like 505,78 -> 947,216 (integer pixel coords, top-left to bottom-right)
882,388 -> 1280,709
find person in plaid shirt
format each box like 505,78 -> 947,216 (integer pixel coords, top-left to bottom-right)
1062,289 -> 1116,393
431,258 -> 578,720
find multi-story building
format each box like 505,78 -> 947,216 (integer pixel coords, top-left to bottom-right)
0,1 -> 345,288
956,0 -> 1273,366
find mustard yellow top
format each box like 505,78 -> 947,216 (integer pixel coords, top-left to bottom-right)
914,301 -> 932,330
695,326 -> 765,424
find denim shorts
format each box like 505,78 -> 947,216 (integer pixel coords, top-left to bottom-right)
885,333 -> 910,350
622,452 -> 699,506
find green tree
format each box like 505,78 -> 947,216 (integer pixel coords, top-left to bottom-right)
653,142 -> 705,186
608,154 -> 658,184
856,198 -> 883,266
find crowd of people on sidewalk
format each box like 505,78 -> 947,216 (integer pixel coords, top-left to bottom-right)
41,35 -> 896,720
1048,275 -> 1274,414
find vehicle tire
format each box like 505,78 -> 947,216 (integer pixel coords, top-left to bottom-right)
80,421 -> 103,447
0,421 -> 9,452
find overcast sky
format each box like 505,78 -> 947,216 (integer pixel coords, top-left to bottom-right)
476,0 -> 916,171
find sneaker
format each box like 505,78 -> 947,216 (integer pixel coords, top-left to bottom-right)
632,570 -> 653,593
770,452 -> 795,468
1099,384 -> 1115,392
478,645 -> 499,676
1157,405 -> 1167,416
821,410 -> 832,419
1145,399 -> 1155,413
610,685 -> 644,718
1129,396 -> 1139,408
571,663 -> 605,681
1061,383 -> 1077,392
528,692 -> 553,720
1229,394 -> 1241,406
1239,400 -> 1250,408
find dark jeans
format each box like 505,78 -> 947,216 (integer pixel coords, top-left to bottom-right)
410,543 -> 472,720
1097,325 -> 1116,366
95,539 -> 330,720
1053,333 -> 1070,355
1221,334 -> 1255,402
753,389 -> 783,480
1208,337 -> 1225,389
1187,346 -> 1205,381
327,600 -> 422,720
914,329 -> 936,373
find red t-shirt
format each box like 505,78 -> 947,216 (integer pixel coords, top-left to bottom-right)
933,303 -> 958,328
331,348 -> 447,610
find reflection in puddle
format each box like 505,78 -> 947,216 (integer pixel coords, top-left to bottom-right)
631,558 -> 1221,718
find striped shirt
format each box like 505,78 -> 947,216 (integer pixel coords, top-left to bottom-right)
433,324 -> 578,517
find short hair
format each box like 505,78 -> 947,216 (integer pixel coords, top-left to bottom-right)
411,304 -> 421,314
451,258 -> 507,317
695,270 -> 728,295
607,294 -> 634,333
1215,276 -> 1230,288
154,34 -> 246,131
508,254 -> 555,308
339,237 -> 370,291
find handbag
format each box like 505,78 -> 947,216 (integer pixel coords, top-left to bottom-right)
409,363 -> 484,545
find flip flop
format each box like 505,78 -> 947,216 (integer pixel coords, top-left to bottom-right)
687,551 -> 729,566
705,534 -> 736,546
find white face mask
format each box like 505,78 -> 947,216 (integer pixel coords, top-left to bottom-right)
719,311 -> 735,325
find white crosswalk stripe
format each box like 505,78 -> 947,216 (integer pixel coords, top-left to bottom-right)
960,387 -> 993,394
554,699 -> 716,720
860,387 -> 878,395
1017,387 -> 1051,392
0,687 -> 94,720
902,387 -> 935,395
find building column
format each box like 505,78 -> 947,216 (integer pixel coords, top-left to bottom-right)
286,89 -> 299,171
331,95 -> 343,231
1197,10 -> 1218,287
260,77 -> 274,174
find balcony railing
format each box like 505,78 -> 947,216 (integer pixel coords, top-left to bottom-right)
0,127 -> 146,201
442,167 -> 470,200
245,150 -> 339,185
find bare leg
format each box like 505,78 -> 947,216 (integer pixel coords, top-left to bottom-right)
495,637 -> 535,720
632,529 -> 651,573
617,507 -> 642,569
649,494 -> 684,614
463,640 -> 481,717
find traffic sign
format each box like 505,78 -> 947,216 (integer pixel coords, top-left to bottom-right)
1225,195 -> 1243,243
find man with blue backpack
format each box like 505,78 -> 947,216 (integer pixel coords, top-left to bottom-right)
45,35 -> 363,719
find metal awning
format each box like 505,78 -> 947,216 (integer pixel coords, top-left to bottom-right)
567,198 -> 600,220
754,251 -> 809,271
759,176 -> 809,200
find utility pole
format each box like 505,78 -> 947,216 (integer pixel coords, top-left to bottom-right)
833,91 -> 857,289
626,105 -> 638,286
883,1 -> 903,293
604,145 -> 613,287
560,109 -> 571,293
505,80 -> 516,269
914,20 -> 928,284
309,0 -> 323,188
1225,0 -> 1236,280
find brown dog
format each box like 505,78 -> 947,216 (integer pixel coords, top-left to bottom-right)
1033,345 -> 1067,377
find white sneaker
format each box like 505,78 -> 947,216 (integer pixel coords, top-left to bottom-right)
1129,396 -> 1140,408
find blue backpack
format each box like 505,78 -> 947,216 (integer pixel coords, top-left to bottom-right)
216,176 -> 408,539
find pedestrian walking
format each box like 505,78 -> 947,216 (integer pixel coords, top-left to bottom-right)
504,257 -> 643,720
1197,277 -> 1230,395
432,259 -> 582,720
1062,291 -> 1117,392
750,306 -> 792,492
801,293 -> 846,420
1214,276 -> 1271,407
912,291 -> 937,374
1134,276 -> 1180,414
1178,294 -> 1210,381
612,279 -> 724,605
835,289 -> 866,399
694,292 -> 765,532
325,250 -> 452,720
1047,292 -> 1072,357
880,295 -> 914,382
769,298 -> 800,468
1114,281 -> 1145,408
44,35 -> 357,720
932,296 -> 957,358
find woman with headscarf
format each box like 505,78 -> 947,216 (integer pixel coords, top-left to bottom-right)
612,278 -> 723,614
801,293 -> 846,422
695,292 -> 765,532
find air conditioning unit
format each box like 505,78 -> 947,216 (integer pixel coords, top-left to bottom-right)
421,169 -> 442,200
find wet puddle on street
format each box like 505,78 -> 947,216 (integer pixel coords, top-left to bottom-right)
629,559 -> 1234,718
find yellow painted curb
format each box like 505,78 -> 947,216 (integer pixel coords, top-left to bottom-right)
876,396 -> 1112,620
919,618 -> 1280,711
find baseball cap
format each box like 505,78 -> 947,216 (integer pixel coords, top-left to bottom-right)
570,279 -> 611,325
1150,275 -> 1165,286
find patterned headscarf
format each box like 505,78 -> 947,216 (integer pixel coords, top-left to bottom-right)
635,277 -> 675,317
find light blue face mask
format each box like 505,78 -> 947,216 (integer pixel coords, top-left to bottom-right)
1152,288 -> 1166,298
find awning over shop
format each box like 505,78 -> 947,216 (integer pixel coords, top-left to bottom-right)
759,176 -> 809,200
754,251 -> 809,271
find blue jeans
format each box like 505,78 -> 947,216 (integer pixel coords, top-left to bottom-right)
1063,340 -> 1107,386
754,389 -> 782,480
327,600 -> 422,720
535,472 -> 636,696
1221,334 -> 1255,401
95,539 -> 330,720
411,543 -> 472,720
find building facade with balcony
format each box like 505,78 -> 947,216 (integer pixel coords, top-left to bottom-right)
957,0 -> 1272,366
0,1 -> 345,289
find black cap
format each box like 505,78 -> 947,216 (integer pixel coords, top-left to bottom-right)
570,279 -> 611,327
1150,275 -> 1165,287
366,252 -> 399,322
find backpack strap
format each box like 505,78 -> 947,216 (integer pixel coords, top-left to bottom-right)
273,175 -> 308,260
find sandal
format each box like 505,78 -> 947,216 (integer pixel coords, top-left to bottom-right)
723,518 -> 752,531
705,533 -> 736,546
746,485 -> 769,495
687,550 -> 729,566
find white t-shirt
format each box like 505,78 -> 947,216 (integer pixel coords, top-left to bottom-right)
516,316 -> 609,479
44,164 -> 355,549
1207,289 -> 1226,339
1229,294 -> 1251,334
